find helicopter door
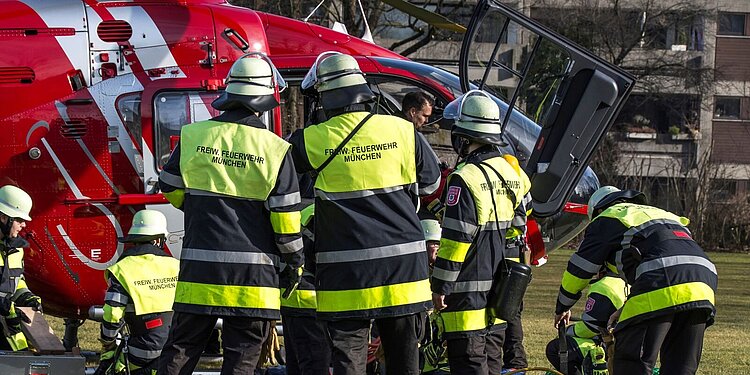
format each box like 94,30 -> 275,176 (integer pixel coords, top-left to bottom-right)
145,91 -> 222,258
458,0 -> 635,217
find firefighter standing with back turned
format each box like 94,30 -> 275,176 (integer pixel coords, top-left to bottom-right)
158,53 -> 303,375
288,52 -> 441,375
0,185 -> 42,352
430,90 -> 530,375
95,210 -> 179,375
554,186 -> 718,375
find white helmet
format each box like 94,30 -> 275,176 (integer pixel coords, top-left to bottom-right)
587,186 -> 621,220
301,52 -> 375,110
0,185 -> 32,221
119,209 -> 168,243
421,219 -> 442,242
444,90 -> 504,147
212,52 -> 286,112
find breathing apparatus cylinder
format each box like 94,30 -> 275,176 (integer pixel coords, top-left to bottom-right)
488,260 -> 532,321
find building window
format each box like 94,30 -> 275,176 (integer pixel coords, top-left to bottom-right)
714,97 -> 741,119
718,13 -> 746,36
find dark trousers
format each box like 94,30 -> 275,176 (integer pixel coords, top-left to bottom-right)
502,302 -> 527,369
283,315 -> 331,375
157,312 -> 271,375
327,313 -> 424,375
614,310 -> 707,375
485,326 -> 505,375
545,336 -> 584,375
446,334 -> 488,375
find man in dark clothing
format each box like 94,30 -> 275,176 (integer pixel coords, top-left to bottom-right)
289,52 -> 441,375
158,53 -> 303,375
554,186 -> 717,375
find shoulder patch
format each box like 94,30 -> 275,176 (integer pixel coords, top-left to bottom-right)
446,186 -> 462,206
584,297 -> 596,312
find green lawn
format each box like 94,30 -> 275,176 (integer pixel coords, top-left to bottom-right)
47,249 -> 749,374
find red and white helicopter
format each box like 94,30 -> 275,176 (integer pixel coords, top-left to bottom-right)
0,0 -> 633,342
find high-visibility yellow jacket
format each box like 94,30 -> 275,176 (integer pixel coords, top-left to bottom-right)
289,110 -> 441,320
159,109 -> 302,318
0,238 -> 40,351
557,203 -> 717,329
431,148 -> 531,337
101,244 -> 179,365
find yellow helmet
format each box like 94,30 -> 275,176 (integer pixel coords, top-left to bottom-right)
0,185 -> 32,221
119,209 -> 168,243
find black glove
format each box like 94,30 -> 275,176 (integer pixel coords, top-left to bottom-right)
281,266 -> 303,299
93,358 -> 114,375
0,297 -> 11,317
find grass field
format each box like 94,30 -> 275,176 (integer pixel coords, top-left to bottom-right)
47,249 -> 749,374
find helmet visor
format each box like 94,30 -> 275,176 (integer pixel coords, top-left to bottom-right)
229,52 -> 287,93
301,51 -> 350,90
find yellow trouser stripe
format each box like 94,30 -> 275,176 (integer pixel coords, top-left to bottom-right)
316,279 -> 430,312
561,270 -> 589,295
103,304 -> 125,324
437,239 -> 471,263
620,282 -> 715,322
281,289 -> 317,310
8,331 -> 27,351
163,189 -> 185,208
175,282 -> 280,309
439,309 -> 489,333
270,211 -> 301,235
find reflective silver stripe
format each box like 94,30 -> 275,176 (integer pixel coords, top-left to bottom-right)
181,248 -> 278,266
315,185 -> 406,201
615,249 -> 624,278
124,304 -> 135,313
105,291 -> 128,305
443,217 -> 478,236
316,240 -> 425,264
101,327 -> 119,338
569,254 -> 601,274
159,170 -> 185,188
0,291 -> 8,298
557,292 -> 577,307
419,179 -> 441,195
480,220 -> 512,231
581,312 -> 596,323
511,215 -> 527,228
432,267 -> 460,282
278,238 -> 304,254
620,218 -> 687,250
452,280 -> 493,293
522,193 -> 533,206
128,346 -> 161,359
268,192 -> 301,208
635,255 -> 717,279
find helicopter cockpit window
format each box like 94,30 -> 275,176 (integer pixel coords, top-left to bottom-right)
153,91 -> 222,168
117,93 -> 142,144
367,77 -> 446,127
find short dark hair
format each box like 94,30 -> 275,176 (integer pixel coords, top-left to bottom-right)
402,91 -> 434,112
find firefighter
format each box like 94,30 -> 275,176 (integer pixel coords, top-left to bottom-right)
0,185 -> 41,351
280,202 -> 331,375
554,186 -> 718,375
288,52 -> 441,375
430,90 -> 531,375
158,52 -> 303,375
546,266 -> 626,375
95,210 -> 179,375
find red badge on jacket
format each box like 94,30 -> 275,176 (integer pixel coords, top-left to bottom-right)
446,186 -> 461,206
585,297 -> 595,312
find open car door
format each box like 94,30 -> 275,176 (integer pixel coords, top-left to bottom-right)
459,0 -> 635,217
